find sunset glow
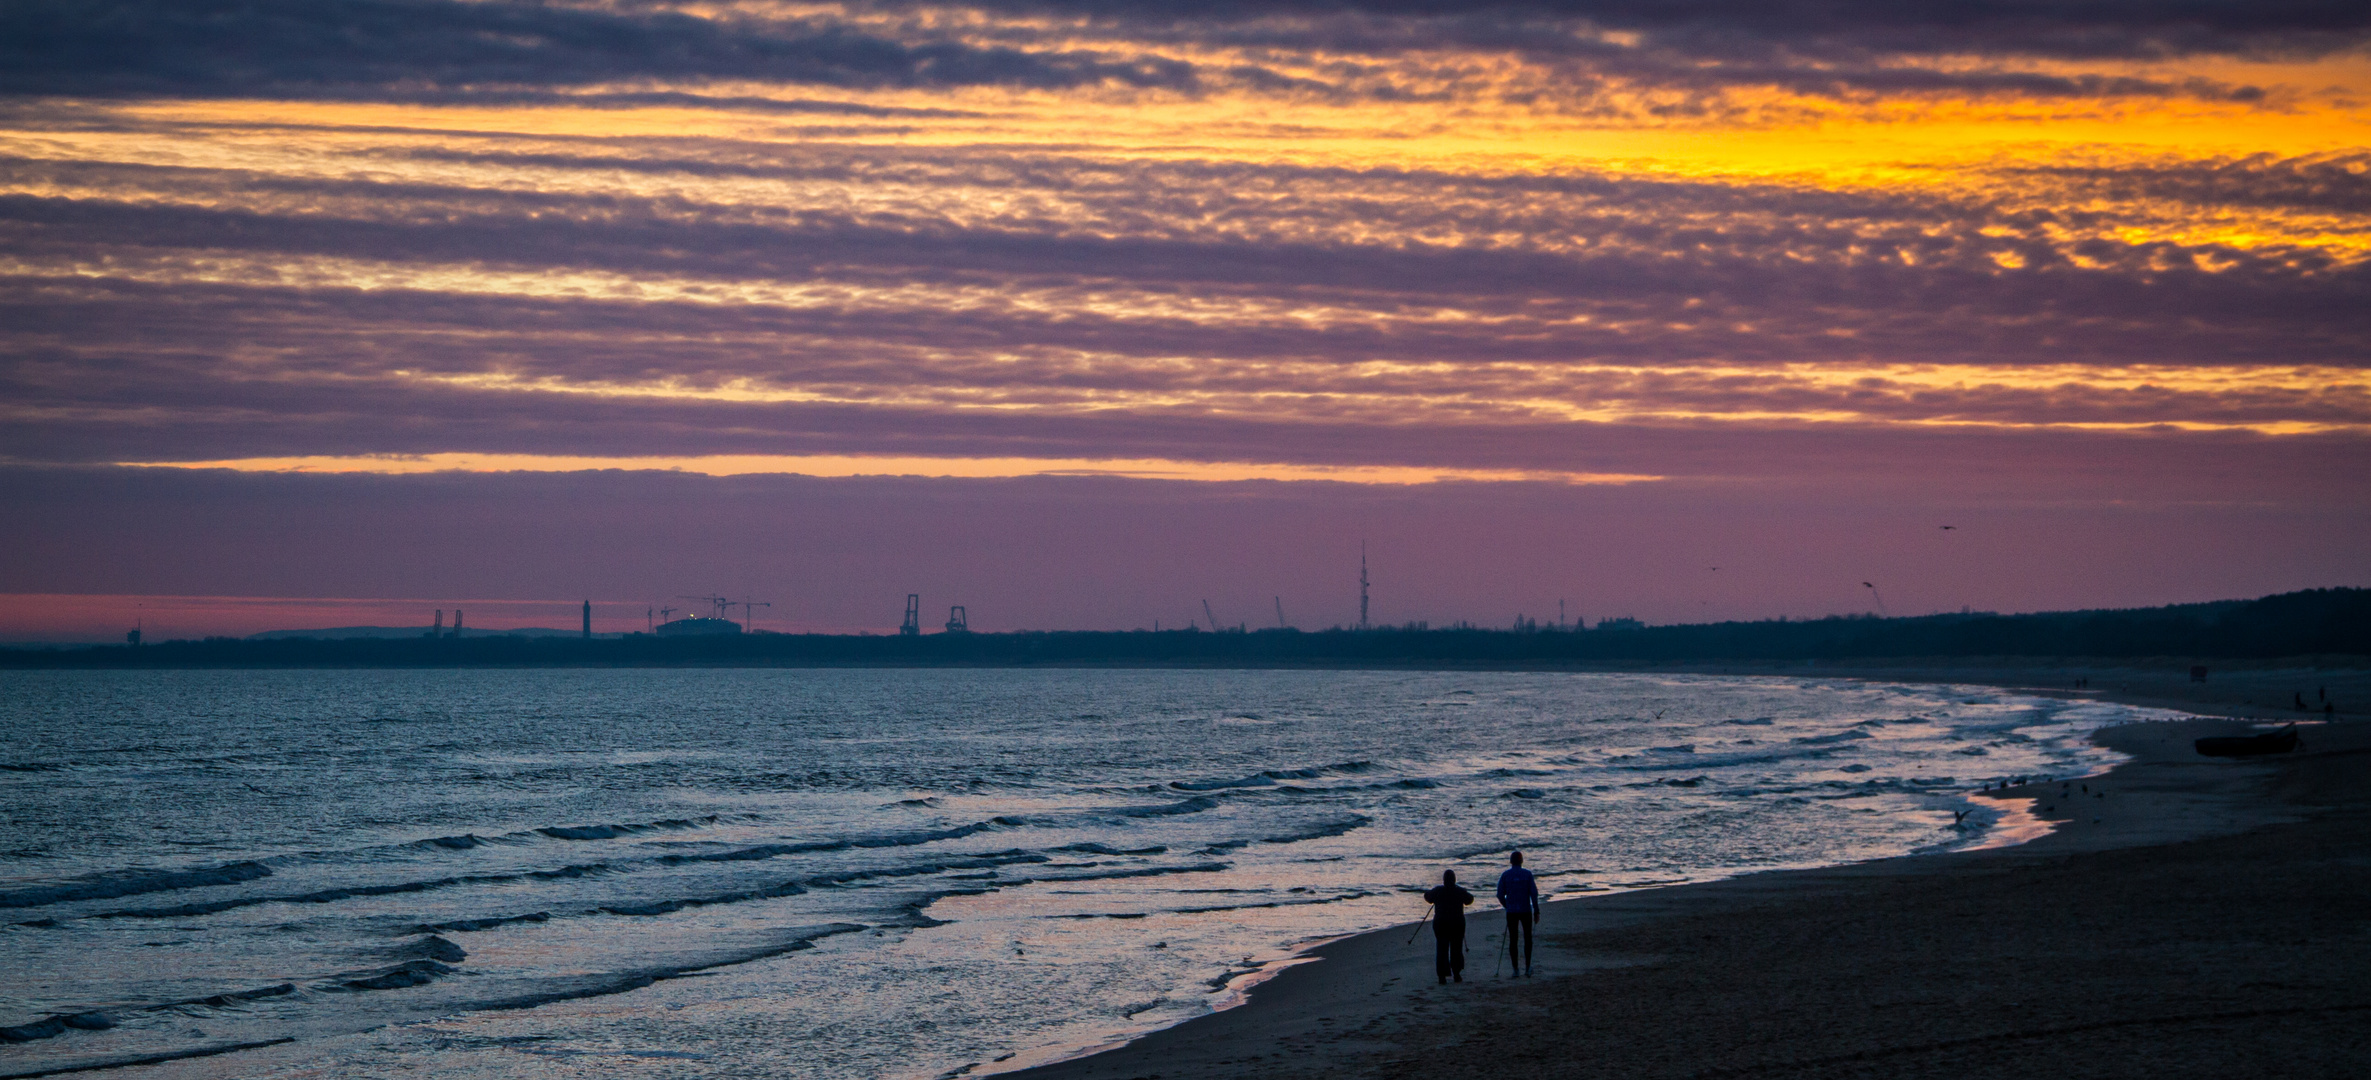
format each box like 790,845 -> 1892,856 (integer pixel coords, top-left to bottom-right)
4,1 -> 2367,634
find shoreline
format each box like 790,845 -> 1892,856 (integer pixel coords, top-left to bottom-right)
1009,682 -> 2370,1080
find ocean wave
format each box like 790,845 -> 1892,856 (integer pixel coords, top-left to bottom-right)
1202,813 -> 1369,853
654,818 -> 1022,866
1172,889 -> 1377,915
0,861 -> 273,910
601,880 -> 809,917
1054,843 -> 1167,856
1793,730 -> 1876,745
1015,862 -> 1232,885
466,925 -> 866,1012
1169,775 -> 1276,792
537,816 -> 720,841
1608,746 -> 1837,771
416,835 -> 491,851
1170,761 -> 1373,792
390,935 -> 468,963
1106,796 -> 1220,818
91,868 -> 539,920
419,911 -> 550,933
806,852 -> 1050,889
87,821 -> 1031,922
0,983 -> 294,1044
1263,814 -> 1369,845
332,959 -> 458,993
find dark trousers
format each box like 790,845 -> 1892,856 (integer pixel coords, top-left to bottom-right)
1505,910 -> 1533,969
1434,923 -> 1466,980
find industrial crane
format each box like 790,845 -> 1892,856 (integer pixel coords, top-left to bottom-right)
679,595 -> 733,621
737,599 -> 772,631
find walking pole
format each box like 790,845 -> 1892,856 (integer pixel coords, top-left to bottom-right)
1405,904 -> 1433,945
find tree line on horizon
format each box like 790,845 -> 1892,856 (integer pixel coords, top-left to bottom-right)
6,588 -> 2364,668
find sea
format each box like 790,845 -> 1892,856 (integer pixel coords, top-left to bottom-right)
0,668 -> 2148,1079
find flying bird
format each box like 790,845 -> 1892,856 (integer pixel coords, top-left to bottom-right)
1939,525 -> 1956,530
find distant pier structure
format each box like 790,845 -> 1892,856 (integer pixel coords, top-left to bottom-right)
945,606 -> 968,633
900,594 -> 922,636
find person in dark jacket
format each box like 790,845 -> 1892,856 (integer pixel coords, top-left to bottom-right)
1497,850 -> 1541,976
1423,869 -> 1475,983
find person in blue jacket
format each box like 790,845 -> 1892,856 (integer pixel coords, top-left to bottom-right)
1497,850 -> 1540,976
1422,869 -> 1474,983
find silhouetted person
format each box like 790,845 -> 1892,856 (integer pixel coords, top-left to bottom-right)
1423,869 -> 1473,984
2296,691 -> 2308,711
1497,850 -> 1541,976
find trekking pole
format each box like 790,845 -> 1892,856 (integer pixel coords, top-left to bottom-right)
1405,904 -> 1433,945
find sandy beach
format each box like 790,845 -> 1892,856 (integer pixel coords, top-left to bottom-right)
1016,668 -> 2371,1080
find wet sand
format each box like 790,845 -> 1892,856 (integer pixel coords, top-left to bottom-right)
1015,682 -> 2371,1080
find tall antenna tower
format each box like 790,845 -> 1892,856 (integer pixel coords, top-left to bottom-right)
1358,542 -> 1370,629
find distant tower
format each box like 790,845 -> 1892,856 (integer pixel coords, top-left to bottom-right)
452,610 -> 463,638
900,594 -> 921,636
582,600 -> 592,639
945,605 -> 968,633
126,621 -> 141,647
432,610 -> 444,638
1358,542 -> 1370,630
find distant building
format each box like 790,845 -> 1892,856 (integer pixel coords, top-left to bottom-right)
655,616 -> 742,637
1596,617 -> 1646,631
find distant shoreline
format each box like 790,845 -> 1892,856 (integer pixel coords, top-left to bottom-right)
5,587 -> 2362,674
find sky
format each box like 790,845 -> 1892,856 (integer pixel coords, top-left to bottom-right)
3,1 -> 2368,640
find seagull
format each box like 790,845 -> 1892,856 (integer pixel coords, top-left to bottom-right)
1939,525 -> 1956,530
1952,810 -> 1970,824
